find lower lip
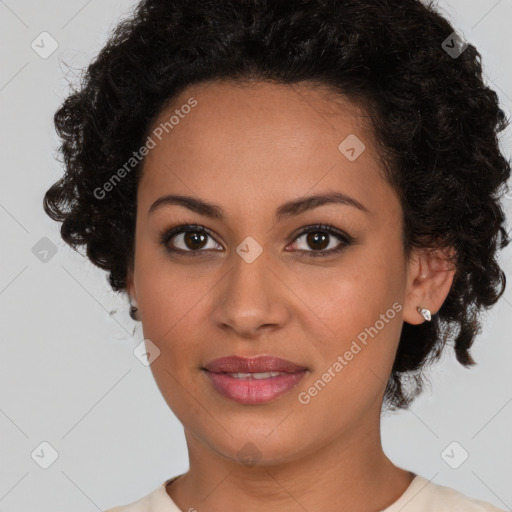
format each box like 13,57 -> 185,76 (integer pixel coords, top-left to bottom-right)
204,370 -> 307,405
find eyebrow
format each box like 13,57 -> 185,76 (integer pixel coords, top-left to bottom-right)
148,191 -> 369,222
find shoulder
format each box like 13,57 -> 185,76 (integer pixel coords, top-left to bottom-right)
102,502 -> 147,512
101,485 -> 159,512
102,475 -> 182,512
404,476 -> 506,512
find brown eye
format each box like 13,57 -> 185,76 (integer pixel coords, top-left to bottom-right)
305,231 -> 330,251
160,224 -> 222,256
182,231 -> 208,250
290,224 -> 353,258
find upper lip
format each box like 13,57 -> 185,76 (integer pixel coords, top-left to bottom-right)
203,355 -> 307,373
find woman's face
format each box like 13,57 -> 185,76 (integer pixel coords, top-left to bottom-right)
127,80 -> 429,466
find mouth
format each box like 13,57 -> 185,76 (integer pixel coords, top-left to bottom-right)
202,355 -> 308,405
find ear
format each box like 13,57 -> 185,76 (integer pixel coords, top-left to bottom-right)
403,245 -> 457,325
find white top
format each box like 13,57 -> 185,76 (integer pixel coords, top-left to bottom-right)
103,473 -> 506,511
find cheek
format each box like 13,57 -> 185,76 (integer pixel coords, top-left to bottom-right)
297,279 -> 404,420
300,249 -> 402,325
135,261 -> 209,415
137,272 -> 210,356
133,229 -> 211,339
296,246 -> 405,377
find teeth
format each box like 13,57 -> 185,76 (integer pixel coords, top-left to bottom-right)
228,371 -> 283,379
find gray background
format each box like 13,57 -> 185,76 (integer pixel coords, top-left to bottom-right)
0,0 -> 511,510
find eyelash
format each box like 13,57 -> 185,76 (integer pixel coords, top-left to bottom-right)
159,223 -> 353,259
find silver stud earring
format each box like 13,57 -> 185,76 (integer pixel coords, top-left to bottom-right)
417,306 -> 431,322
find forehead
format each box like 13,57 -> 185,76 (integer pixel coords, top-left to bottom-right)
138,79 -> 391,219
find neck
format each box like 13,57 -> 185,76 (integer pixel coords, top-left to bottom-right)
167,412 -> 415,511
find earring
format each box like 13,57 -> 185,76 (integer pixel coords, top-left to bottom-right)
129,300 -> 140,321
417,306 -> 431,322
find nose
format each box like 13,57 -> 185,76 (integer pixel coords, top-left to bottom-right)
210,249 -> 291,339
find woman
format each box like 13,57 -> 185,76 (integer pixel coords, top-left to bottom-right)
43,0 -> 510,510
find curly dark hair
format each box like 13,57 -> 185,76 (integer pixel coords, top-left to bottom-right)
43,0 -> 511,410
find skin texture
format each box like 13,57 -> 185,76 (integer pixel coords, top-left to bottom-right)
126,80 -> 455,512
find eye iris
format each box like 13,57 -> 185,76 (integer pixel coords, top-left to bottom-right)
307,231 -> 329,250
184,231 -> 207,250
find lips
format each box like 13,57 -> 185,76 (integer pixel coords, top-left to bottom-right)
202,355 -> 308,405
203,355 -> 307,374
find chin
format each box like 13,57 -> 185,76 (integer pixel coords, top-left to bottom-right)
193,421 -> 312,468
